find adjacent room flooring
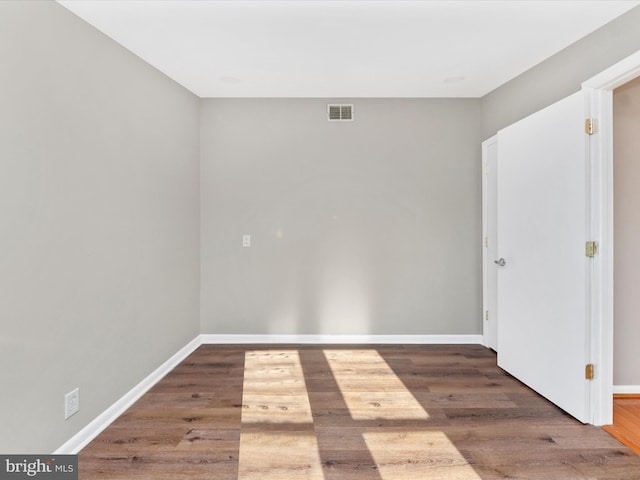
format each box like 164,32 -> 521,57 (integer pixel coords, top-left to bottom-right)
79,344 -> 640,479
603,396 -> 640,456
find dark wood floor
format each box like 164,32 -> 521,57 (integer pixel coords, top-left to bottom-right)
79,345 -> 640,479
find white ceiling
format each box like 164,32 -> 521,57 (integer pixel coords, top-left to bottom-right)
57,0 -> 640,98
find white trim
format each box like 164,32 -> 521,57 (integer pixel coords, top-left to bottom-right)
199,334 -> 483,344
481,135 -> 498,351
613,385 -> 640,395
54,335 -> 203,454
482,138 -> 489,348
582,48 -> 640,426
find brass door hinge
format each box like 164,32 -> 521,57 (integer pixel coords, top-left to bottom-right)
485,237 -> 489,248
585,118 -> 596,135
585,241 -> 598,258
585,363 -> 595,380
485,310 -> 489,321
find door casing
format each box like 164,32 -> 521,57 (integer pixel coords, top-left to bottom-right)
582,49 -> 640,425
482,136 -> 498,351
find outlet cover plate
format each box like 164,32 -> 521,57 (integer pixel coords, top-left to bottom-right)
65,388 -> 80,419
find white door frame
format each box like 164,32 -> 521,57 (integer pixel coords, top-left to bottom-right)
583,49 -> 640,425
482,136 -> 498,350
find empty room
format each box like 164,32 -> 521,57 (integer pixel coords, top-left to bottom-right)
3,1 -> 640,478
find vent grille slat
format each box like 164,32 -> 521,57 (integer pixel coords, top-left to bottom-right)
327,103 -> 354,121
329,105 -> 342,120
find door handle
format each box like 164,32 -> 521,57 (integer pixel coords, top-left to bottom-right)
494,258 -> 506,267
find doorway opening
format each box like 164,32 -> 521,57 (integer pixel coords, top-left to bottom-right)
599,73 -> 640,453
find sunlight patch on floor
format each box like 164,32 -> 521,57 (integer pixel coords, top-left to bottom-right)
238,430 -> 324,479
324,349 -> 429,420
363,430 -> 482,479
241,350 -> 314,423
239,350 -> 323,478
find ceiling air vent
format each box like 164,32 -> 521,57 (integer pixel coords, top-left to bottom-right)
327,104 -> 354,121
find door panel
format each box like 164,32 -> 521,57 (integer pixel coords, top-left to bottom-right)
497,91 -> 590,423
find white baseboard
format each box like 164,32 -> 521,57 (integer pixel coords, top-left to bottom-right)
199,334 -> 483,344
54,332 -> 482,454
54,335 -> 202,454
613,385 -> 640,395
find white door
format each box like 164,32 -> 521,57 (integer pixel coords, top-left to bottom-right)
482,136 -> 498,351
497,91 -> 591,423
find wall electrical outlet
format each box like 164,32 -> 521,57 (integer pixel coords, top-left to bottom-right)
242,234 -> 251,247
64,388 -> 80,419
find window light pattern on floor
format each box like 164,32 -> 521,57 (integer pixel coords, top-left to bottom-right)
324,349 -> 430,421
238,350 -> 324,479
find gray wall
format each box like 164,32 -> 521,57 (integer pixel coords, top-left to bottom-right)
200,98 -> 482,335
0,1 -> 200,453
613,77 -> 640,386
481,6 -> 640,139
